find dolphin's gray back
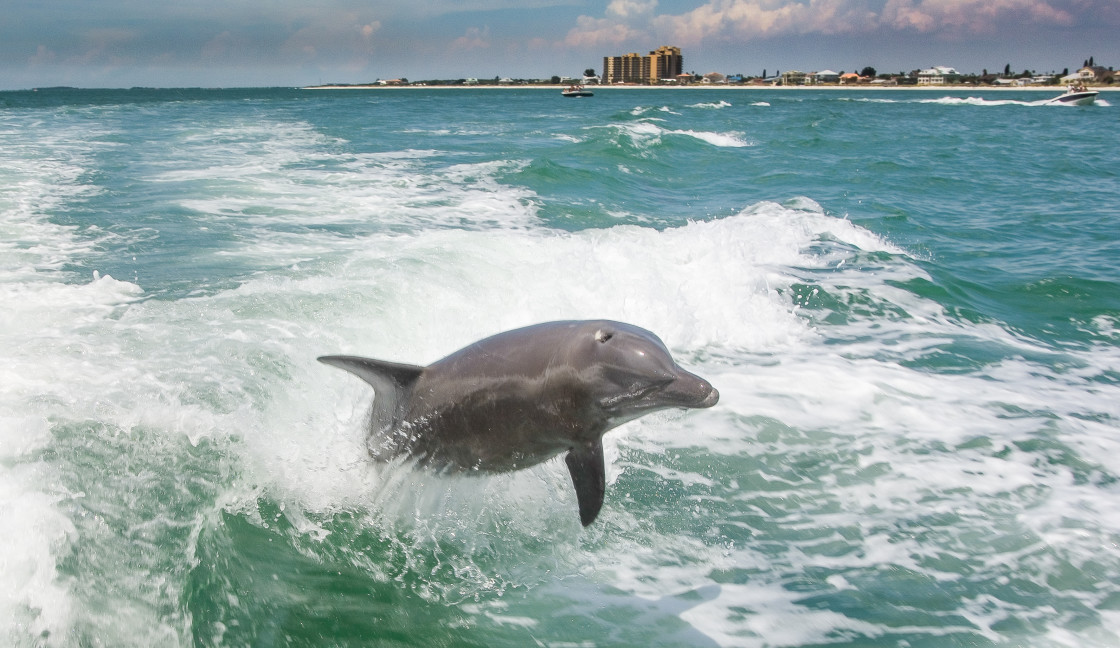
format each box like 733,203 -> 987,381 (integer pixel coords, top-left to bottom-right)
317,355 -> 423,434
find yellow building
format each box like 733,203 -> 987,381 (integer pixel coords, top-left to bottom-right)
648,46 -> 683,84
603,46 -> 683,84
603,52 -> 649,84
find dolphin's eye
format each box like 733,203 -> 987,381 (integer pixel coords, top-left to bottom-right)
595,330 -> 614,344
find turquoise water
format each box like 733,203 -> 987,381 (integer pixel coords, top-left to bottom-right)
2,87 -> 1118,647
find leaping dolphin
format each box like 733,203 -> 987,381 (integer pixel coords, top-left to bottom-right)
319,320 -> 719,526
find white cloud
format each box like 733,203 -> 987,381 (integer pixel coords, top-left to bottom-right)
571,0 -> 1089,48
275,12 -> 384,67
28,45 -> 56,67
451,26 -> 492,51
881,0 -> 1073,32
649,0 -> 884,43
563,14 -> 647,47
360,22 -> 381,39
606,0 -> 659,18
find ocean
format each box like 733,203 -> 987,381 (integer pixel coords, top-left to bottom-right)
1,86 -> 1118,647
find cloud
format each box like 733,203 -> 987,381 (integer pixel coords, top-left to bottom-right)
563,14 -> 648,47
649,0 -> 886,43
28,45 -> 56,67
451,26 -> 491,50
278,13 -> 384,63
201,31 -> 237,61
880,0 -> 1073,32
606,0 -> 659,18
570,0 -> 1098,48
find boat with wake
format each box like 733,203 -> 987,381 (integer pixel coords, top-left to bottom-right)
1046,84 -> 1098,106
562,84 -> 594,98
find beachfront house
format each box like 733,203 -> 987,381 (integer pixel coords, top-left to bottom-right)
1066,66 -> 1116,84
917,66 -> 959,85
782,70 -> 808,86
813,70 -> 840,84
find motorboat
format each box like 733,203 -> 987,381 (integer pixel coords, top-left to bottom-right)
1046,85 -> 1098,106
562,84 -> 594,98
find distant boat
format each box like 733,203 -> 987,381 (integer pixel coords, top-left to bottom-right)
562,85 -> 594,98
1046,85 -> 1098,106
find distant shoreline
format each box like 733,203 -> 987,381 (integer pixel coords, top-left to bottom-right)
303,84 -> 1118,92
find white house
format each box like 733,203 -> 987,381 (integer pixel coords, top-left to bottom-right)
1064,66 -> 1116,84
813,70 -> 840,84
781,70 -> 808,86
917,66 -> 959,85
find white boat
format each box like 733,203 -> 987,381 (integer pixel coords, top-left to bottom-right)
561,85 -> 594,98
1046,85 -> 1098,106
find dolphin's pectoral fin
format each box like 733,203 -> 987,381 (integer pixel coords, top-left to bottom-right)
565,441 -> 606,527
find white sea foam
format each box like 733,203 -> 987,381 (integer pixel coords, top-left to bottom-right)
919,96 -> 1040,107
672,128 -> 752,147
0,114 -> 128,640
151,121 -> 539,230
689,100 -> 732,109
606,121 -> 752,149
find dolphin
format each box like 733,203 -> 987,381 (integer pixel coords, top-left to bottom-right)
319,320 -> 718,526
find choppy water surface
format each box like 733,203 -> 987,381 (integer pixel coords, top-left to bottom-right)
2,87 -> 1118,647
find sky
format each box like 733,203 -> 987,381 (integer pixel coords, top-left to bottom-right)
1,0 -> 1117,89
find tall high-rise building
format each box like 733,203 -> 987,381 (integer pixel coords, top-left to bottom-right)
603,46 -> 683,84
603,52 -> 649,84
649,46 -> 683,84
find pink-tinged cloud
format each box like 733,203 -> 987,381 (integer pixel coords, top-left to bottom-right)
451,26 -> 491,51
563,14 -> 646,47
595,0 -> 1089,45
881,0 -> 1073,32
650,0 -> 877,43
360,22 -> 381,39
278,14 -> 383,66
606,0 -> 659,19
29,44 -> 57,67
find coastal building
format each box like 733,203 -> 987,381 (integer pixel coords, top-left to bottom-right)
603,46 -> 683,84
781,70 -> 808,86
917,66 -> 959,85
603,52 -> 647,84
1067,66 -> 1116,84
813,70 -> 840,84
650,46 -> 683,84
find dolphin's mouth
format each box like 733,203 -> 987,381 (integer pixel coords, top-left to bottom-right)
664,380 -> 718,409
698,386 -> 719,408
658,367 -> 719,409
604,374 -> 719,412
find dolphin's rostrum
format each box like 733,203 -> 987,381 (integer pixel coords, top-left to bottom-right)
319,320 -> 719,526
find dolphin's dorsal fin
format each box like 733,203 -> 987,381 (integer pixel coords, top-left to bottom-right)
565,440 -> 606,527
318,355 -> 424,430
